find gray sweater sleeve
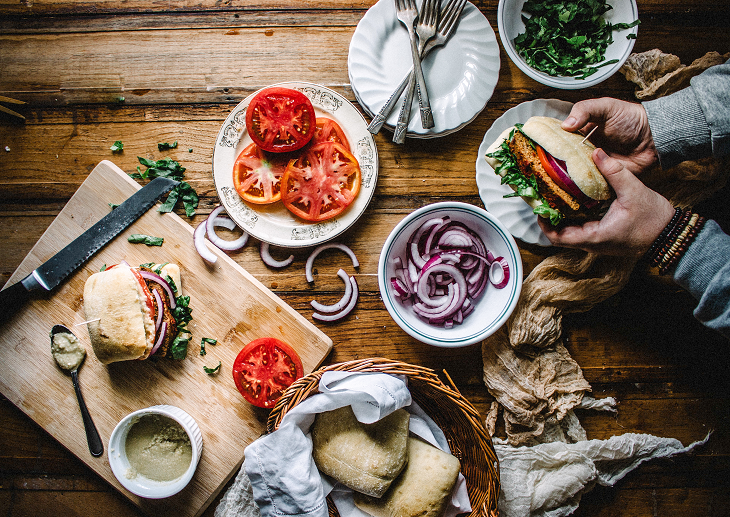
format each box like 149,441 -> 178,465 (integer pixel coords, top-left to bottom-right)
643,60 -> 730,339
643,61 -> 730,169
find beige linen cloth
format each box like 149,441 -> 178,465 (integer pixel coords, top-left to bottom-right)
481,51 -> 727,517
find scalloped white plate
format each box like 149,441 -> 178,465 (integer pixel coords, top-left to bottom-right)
212,82 -> 378,248
475,99 -> 574,246
348,0 -> 500,139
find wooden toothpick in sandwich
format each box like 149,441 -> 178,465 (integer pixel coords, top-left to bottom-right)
581,126 -> 598,145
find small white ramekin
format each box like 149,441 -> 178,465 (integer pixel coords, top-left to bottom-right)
108,404 -> 203,499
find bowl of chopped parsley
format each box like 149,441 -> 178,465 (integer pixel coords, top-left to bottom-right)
498,0 -> 640,89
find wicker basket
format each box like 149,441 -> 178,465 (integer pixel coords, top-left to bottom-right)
267,358 -> 500,517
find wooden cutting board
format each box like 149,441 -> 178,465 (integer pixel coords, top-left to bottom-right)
0,161 -> 333,516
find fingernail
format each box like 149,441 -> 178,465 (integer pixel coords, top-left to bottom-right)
563,116 -> 577,128
594,148 -> 608,162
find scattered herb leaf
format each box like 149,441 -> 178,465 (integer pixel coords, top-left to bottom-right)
128,234 -> 165,246
514,0 -> 640,79
200,337 -> 218,356
109,203 -> 119,210
110,140 -> 124,153
158,141 -> 178,151
204,361 -> 222,375
132,156 -> 199,217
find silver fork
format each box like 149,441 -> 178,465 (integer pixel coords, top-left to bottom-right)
394,0 -> 435,141
368,0 -> 467,137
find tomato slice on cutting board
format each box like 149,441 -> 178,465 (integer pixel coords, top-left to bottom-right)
233,143 -> 289,204
281,141 -> 361,222
245,87 -> 316,153
232,337 -> 304,409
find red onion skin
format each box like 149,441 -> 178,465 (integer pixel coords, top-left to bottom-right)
150,321 -> 168,356
138,269 -> 176,309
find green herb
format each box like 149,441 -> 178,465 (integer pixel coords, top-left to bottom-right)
485,127 -> 563,226
109,203 -> 119,210
171,331 -> 191,360
110,140 -> 124,153
158,141 -> 178,151
200,337 -> 218,356
128,234 -> 164,246
132,156 -> 199,217
204,361 -> 222,375
514,0 -> 640,79
173,295 -> 193,328
100,264 -> 107,272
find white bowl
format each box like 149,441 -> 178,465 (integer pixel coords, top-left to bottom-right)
497,0 -> 639,89
108,405 -> 203,499
378,202 -> 523,347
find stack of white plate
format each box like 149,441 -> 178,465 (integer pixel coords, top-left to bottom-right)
348,0 -> 501,139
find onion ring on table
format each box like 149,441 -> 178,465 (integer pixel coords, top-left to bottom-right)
311,269 -> 352,313
194,220 -> 218,264
260,241 -> 294,268
312,276 -> 359,322
206,205 -> 249,251
305,243 -> 359,283
212,216 -> 237,231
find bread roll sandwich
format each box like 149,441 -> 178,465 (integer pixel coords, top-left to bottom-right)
83,262 -> 191,364
354,437 -> 461,517
311,406 -> 410,498
485,116 -> 612,225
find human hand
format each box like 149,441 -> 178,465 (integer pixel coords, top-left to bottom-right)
538,148 -> 676,257
562,98 -> 658,175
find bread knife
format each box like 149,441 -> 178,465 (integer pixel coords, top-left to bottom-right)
0,176 -> 179,324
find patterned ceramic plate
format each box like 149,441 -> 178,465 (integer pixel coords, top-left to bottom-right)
212,82 -> 379,248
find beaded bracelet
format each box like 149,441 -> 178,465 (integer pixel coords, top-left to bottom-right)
645,208 -> 706,275
659,216 -> 706,275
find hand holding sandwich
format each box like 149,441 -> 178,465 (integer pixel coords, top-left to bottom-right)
538,148 -> 675,257
561,98 -> 659,175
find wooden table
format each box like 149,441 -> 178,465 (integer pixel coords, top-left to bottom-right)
1,1 -> 729,516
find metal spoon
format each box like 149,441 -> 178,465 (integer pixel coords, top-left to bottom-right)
50,324 -> 104,457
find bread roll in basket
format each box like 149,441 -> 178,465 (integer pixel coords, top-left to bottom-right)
267,358 -> 500,517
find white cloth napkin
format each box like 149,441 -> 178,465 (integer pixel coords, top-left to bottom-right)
242,371 -> 472,517
494,432 -> 710,517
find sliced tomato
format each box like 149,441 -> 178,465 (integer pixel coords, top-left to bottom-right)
128,267 -> 155,316
537,145 -> 572,194
281,141 -> 361,223
245,87 -> 316,153
232,337 -> 304,409
310,117 -> 350,149
233,143 -> 289,204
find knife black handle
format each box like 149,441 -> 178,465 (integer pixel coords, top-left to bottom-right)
0,281 -> 32,325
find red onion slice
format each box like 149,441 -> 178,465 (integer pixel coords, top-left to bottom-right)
206,205 -> 249,251
137,270 -> 176,309
150,321 -> 168,356
305,243 -> 359,283
152,288 -> 164,332
212,216 -> 237,231
311,269 -> 352,313
489,256 -> 510,289
260,242 -> 294,268
313,276 -> 358,322
194,220 -> 218,264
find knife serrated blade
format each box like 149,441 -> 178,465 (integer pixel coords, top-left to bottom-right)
0,176 -> 179,324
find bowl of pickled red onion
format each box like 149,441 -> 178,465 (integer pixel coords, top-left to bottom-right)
377,202 -> 523,347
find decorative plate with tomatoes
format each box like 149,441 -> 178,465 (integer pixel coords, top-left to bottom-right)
213,82 -> 379,248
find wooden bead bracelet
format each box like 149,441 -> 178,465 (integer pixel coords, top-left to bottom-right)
645,208 -> 706,275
